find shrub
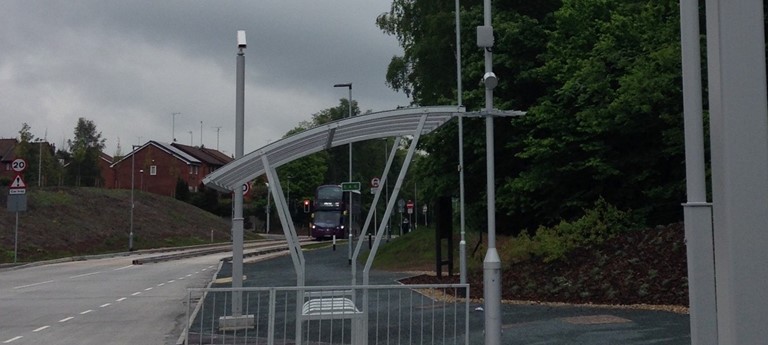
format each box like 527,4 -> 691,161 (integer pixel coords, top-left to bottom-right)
528,198 -> 640,262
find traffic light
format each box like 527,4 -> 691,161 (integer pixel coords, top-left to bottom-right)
303,199 -> 311,213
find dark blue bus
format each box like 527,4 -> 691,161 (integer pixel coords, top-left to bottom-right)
310,185 -> 346,240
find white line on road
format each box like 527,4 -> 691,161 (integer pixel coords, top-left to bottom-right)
113,265 -> 134,271
80,310 -> 93,315
13,280 -> 54,289
116,297 -> 127,302
69,271 -> 101,279
100,303 -> 111,308
131,292 -> 141,296
168,280 -> 175,283
3,336 -> 22,343
144,287 -> 153,291
59,317 -> 74,323
157,283 -> 165,287
32,326 -> 50,332
186,274 -> 192,277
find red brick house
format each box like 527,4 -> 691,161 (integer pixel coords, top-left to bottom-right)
0,138 -> 19,182
109,141 -> 232,197
98,152 -> 114,188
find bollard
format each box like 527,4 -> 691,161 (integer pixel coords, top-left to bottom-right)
332,235 -> 336,251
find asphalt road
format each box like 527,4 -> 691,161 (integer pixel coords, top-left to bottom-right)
0,251 -> 223,345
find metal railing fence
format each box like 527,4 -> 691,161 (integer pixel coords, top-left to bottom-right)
183,284 -> 470,345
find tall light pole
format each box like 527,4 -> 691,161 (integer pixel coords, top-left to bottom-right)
334,82 -> 353,265
188,131 -> 193,146
35,138 -> 43,187
265,183 -> 271,233
130,144 -> 141,251
171,112 -> 181,142
455,0 -> 468,286
230,30 -> 247,318
478,0 -> 501,343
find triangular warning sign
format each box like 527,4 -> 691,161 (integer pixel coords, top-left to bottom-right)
10,174 -> 26,188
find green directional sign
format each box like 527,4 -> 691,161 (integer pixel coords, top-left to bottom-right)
341,182 -> 361,192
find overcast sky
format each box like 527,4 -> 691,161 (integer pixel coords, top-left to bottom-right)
0,0 -> 410,157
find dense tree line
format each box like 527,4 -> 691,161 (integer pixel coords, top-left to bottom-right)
376,0 -> 687,234
11,118 -> 106,188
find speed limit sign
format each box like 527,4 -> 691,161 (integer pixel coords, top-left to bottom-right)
11,158 -> 27,172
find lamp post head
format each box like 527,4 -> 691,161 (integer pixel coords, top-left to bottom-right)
333,83 -> 352,89
237,30 -> 247,49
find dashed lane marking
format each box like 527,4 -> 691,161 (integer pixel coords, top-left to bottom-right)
13,280 -> 54,289
100,303 -> 111,308
144,287 -> 153,291
80,310 -> 93,315
113,265 -> 134,271
131,292 -> 141,296
59,317 -> 74,323
69,271 -> 101,279
157,283 -> 165,287
116,297 -> 127,302
32,326 -> 49,332
3,336 -> 22,343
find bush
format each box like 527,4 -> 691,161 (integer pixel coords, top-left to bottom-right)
529,198 -> 640,262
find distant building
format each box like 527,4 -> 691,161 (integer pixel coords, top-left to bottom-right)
98,152 -> 114,188
0,138 -> 19,182
109,141 -> 232,197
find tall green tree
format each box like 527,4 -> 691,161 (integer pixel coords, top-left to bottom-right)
378,0 -> 560,232
501,0 -> 685,225
65,118 -> 106,187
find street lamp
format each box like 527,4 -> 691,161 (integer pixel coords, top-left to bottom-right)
265,183 -> 271,233
139,169 -> 144,191
35,138 -> 43,187
334,82 -> 353,265
130,144 -> 141,251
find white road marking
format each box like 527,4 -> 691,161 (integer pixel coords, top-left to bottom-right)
32,326 -> 50,332
113,265 -> 134,271
168,280 -> 175,283
186,274 -> 192,277
202,268 -> 207,271
3,336 -> 22,343
100,303 -> 111,308
178,277 -> 185,280
144,287 -> 153,291
131,292 -> 141,296
80,310 -> 93,315
59,317 -> 74,323
69,271 -> 101,279
116,297 -> 127,302
157,283 -> 165,287
13,280 -> 54,289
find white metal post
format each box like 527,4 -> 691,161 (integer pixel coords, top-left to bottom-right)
481,0 -> 502,343
680,0 -> 717,343
705,0 -> 768,342
455,0 -> 467,285
231,31 -> 246,316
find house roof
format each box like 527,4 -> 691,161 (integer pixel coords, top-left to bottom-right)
171,143 -> 233,166
99,151 -> 113,164
110,140 -> 201,167
0,138 -> 18,162
203,106 -> 464,191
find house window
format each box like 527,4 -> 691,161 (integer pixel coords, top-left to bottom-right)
190,166 -> 199,175
150,165 -> 157,176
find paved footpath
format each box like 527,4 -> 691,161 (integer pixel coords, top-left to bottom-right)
218,242 -> 691,345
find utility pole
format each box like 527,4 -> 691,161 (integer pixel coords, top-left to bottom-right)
171,112 -> 181,142
213,126 -> 222,150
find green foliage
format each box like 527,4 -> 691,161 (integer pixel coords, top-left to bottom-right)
530,198 -> 640,262
65,118 -> 106,187
175,178 -> 190,201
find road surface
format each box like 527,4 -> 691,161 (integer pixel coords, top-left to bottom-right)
0,251 -> 223,345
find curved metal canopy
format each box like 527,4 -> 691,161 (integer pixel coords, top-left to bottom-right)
203,105 -> 464,191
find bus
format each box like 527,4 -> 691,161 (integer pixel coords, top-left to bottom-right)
310,185 -> 346,240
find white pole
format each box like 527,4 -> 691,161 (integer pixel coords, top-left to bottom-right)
680,0 -> 717,342
231,31 -> 246,316
481,0 -> 501,343
455,0 -> 468,286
